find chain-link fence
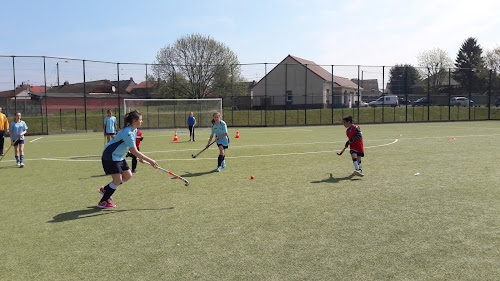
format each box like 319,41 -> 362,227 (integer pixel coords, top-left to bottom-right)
1,55 -> 499,135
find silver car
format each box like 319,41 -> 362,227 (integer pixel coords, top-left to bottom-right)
450,97 -> 473,107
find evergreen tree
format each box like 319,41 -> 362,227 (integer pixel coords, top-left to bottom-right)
453,37 -> 486,93
389,64 -> 420,96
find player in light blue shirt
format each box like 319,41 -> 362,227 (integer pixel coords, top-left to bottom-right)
9,112 -> 28,167
206,112 -> 229,172
104,109 -> 118,143
98,110 -> 158,209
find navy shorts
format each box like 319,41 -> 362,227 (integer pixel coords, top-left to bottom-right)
218,143 -> 228,149
13,139 -> 25,146
350,149 -> 364,157
102,159 -> 130,175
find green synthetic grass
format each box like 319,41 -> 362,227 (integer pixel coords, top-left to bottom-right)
1,121 -> 500,280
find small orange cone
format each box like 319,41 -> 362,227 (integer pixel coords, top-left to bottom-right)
173,131 -> 179,141
235,129 -> 240,138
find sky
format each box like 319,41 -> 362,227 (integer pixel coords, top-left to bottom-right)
1,0 -> 500,86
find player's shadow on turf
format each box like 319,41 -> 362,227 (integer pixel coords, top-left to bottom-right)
180,170 -> 217,178
47,206 -> 174,223
0,165 -> 21,170
311,173 -> 360,184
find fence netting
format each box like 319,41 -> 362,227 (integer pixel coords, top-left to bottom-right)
0,55 -> 499,134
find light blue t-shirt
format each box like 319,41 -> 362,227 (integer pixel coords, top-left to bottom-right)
102,126 -> 136,161
211,120 -> 229,146
104,116 -> 117,134
9,121 -> 28,141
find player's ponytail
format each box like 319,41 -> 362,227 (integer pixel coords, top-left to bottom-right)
124,110 -> 141,127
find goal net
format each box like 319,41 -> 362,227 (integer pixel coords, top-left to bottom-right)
123,98 -> 222,128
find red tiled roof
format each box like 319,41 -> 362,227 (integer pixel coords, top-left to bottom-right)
134,81 -> 159,88
29,86 -> 47,93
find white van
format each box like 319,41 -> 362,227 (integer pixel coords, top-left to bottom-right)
369,95 -> 398,107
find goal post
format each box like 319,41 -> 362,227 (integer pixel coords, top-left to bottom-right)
123,98 -> 222,128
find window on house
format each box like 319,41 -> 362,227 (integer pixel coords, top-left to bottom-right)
286,90 -> 293,103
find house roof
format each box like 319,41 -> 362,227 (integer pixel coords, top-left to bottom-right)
351,79 -> 380,92
111,78 -> 136,90
0,90 -> 15,98
134,81 -> 160,88
288,55 -> 360,89
48,80 -> 129,95
411,71 -> 460,88
29,92 -> 136,99
0,84 -> 30,98
29,86 -> 47,93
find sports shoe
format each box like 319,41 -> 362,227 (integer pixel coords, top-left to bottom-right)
132,169 -> 138,173
215,167 -> 221,172
97,201 -> 116,209
16,161 -> 20,167
221,162 -> 226,168
354,170 -> 364,177
19,162 -> 24,168
98,187 -> 113,201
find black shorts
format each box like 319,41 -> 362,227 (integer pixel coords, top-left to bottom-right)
217,143 -> 228,149
105,133 -> 116,136
350,149 -> 364,157
102,159 -> 130,175
13,139 -> 25,146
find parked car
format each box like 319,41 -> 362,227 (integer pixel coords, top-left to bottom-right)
494,96 -> 500,107
412,97 -> 432,106
358,101 -> 369,107
450,97 -> 473,107
398,97 -> 411,106
369,95 -> 399,107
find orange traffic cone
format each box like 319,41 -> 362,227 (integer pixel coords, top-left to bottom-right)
235,129 -> 240,138
173,131 -> 179,141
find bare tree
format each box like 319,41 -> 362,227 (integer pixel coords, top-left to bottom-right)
152,33 -> 244,99
417,48 -> 454,92
483,45 -> 500,73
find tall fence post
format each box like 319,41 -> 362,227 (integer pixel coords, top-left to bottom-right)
43,56 -> 49,134
83,60 -> 87,131
285,63 -> 288,126
357,65 -> 360,123
448,68 -> 452,120
488,70 -> 492,120
117,63 -> 121,128
264,63 -> 267,127
331,65 -> 334,124
304,64 -> 308,125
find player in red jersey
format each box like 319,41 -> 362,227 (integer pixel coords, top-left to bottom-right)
342,115 -> 364,177
126,128 -> 144,173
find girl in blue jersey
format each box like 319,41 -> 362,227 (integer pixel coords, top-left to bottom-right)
206,112 -> 229,172
9,112 -> 28,167
98,110 -> 158,208
104,109 -> 118,143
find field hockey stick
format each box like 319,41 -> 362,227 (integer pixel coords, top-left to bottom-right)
191,140 -> 217,158
142,161 -> 189,186
0,135 -> 21,163
336,146 -> 348,156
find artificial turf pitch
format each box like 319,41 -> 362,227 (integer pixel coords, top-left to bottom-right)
1,121 -> 499,280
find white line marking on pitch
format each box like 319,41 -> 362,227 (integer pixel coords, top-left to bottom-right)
29,137 -> 43,143
26,139 -> 399,162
